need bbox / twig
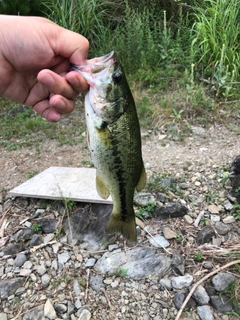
[0,218,8,237]
[0,240,56,260]
[175,259,240,320]
[193,210,205,227]
[101,287,112,308]
[84,268,90,304]
[12,306,23,320]
[143,227,172,255]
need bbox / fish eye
[112,71,122,84]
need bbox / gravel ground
[1,122,240,320]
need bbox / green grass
[0,98,86,150]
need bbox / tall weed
[191,0,240,97]
[42,0,116,52]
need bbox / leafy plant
[64,199,76,212]
[135,201,155,219]
[194,252,203,262]
[199,216,209,226]
[32,223,41,232]
[235,187,240,197]
[232,203,240,221]
[114,267,128,277]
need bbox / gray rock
[0,313,7,320]
[41,274,51,287]
[13,228,33,242]
[38,218,59,233]
[223,202,233,211]
[171,274,193,289]
[159,176,176,188]
[171,252,185,276]
[215,222,232,235]
[160,278,172,290]
[54,302,67,314]
[156,193,169,203]
[210,215,220,222]
[90,275,103,292]
[0,278,24,300]
[78,309,91,320]
[205,286,216,296]
[3,243,24,256]
[23,306,44,320]
[210,295,233,313]
[179,183,188,190]
[134,192,155,206]
[148,235,170,248]
[197,305,214,320]
[85,258,96,267]
[73,279,82,296]
[75,299,82,309]
[63,204,115,250]
[191,284,210,305]
[14,253,27,267]
[153,203,188,219]
[212,236,222,246]
[29,208,45,220]
[36,264,46,276]
[95,247,172,279]
[173,291,197,310]
[67,301,75,316]
[191,126,206,135]
[23,260,33,269]
[44,299,57,319]
[196,226,215,244]
[203,262,213,270]
[58,252,70,265]
[212,272,235,291]
[29,234,43,247]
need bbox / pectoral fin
[96,173,110,199]
[136,164,147,192]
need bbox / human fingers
[33,94,76,122]
[66,70,89,92]
[33,100,62,122]
[55,28,89,66]
[50,94,75,115]
[37,69,78,99]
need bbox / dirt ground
[1,121,240,193]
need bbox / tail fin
[106,216,137,242]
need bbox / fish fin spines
[106,216,137,242]
[136,164,147,192]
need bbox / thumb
[53,27,89,65]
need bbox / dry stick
[101,287,112,308]
[0,240,56,260]
[175,259,240,320]
[84,268,90,304]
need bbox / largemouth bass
[72,51,146,241]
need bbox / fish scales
[72,51,146,241]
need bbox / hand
[0,15,89,121]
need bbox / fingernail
[41,74,54,87]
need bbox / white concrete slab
[8,167,112,204]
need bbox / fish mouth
[71,51,115,74]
